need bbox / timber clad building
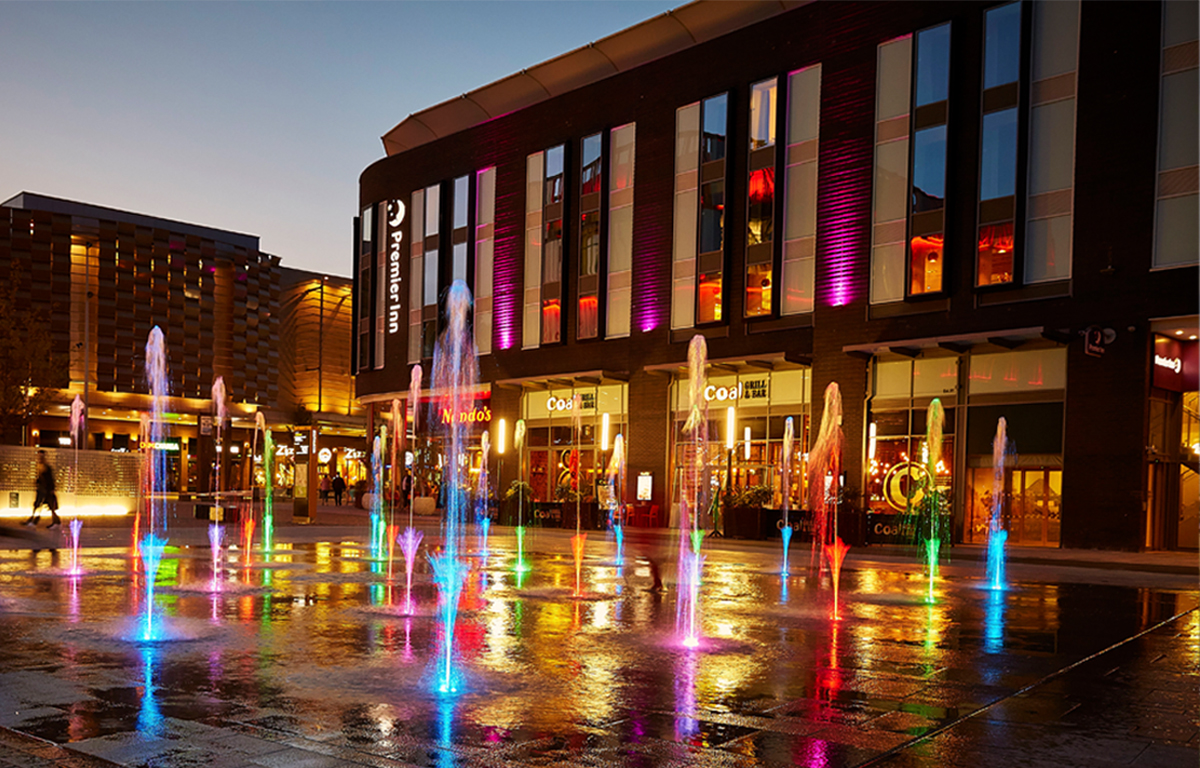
[355,0,1199,551]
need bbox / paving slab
[0,524,1196,767]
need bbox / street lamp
[722,405,735,537]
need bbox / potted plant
[503,480,534,526]
[727,485,774,539]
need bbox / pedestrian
[331,472,346,506]
[23,451,62,529]
[624,524,664,593]
[319,473,331,503]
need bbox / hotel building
[355,0,1198,550]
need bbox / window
[672,93,728,329]
[1154,0,1199,268]
[578,133,602,340]
[421,184,440,359]
[358,204,374,371]
[541,145,565,345]
[1024,0,1079,283]
[976,2,1020,288]
[523,152,544,350]
[671,103,700,330]
[781,64,820,315]
[908,23,950,297]
[451,175,469,283]
[750,79,777,150]
[374,205,387,369]
[407,189,424,363]
[870,36,912,305]
[745,77,777,319]
[474,167,496,355]
[606,123,635,338]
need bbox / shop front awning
[842,326,1067,359]
[493,369,630,391]
[643,351,810,377]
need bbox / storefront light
[725,407,735,451]
[497,418,507,455]
[868,422,877,461]
[743,426,750,461]
[601,413,610,452]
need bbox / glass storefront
[669,368,810,525]
[869,348,1066,547]
[867,357,957,519]
[519,384,627,502]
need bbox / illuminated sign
[546,393,596,412]
[703,379,767,403]
[440,405,492,425]
[882,462,930,512]
[386,199,406,335]
[318,448,333,463]
[637,472,652,501]
[1155,354,1182,374]
[146,442,180,452]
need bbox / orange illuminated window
[909,234,944,295]
[977,223,1014,286]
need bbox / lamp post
[496,417,506,517]
[722,405,735,537]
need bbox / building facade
[356,0,1199,550]
[0,193,366,501]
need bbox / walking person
[319,473,331,504]
[331,472,346,506]
[23,451,62,529]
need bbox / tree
[0,277,67,445]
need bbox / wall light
[725,407,735,451]
[601,413,610,452]
[497,418,507,455]
[743,426,751,461]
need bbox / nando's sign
[432,392,492,427]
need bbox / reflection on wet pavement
[0,531,1195,767]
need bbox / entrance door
[1010,468,1062,546]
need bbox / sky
[0,1,677,276]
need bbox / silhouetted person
[23,451,61,529]
[331,473,346,506]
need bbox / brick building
[355,1,1198,550]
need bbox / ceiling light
[1176,330,1184,335]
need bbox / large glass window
[1024,0,1079,284]
[908,23,951,296]
[746,76,778,320]
[578,133,602,340]
[977,2,1022,287]
[542,218,563,344]
[781,64,820,316]
[542,145,565,344]
[606,123,635,339]
[1154,0,1199,269]
[870,35,912,306]
[358,205,373,371]
[675,94,728,329]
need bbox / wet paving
[0,527,1195,767]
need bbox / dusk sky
[1,1,676,276]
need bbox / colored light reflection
[984,587,1005,654]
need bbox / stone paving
[0,523,1195,767]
